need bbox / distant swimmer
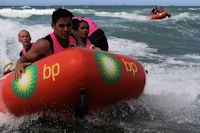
[73,16,108,51]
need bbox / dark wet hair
[72,18,88,31]
[52,8,74,24]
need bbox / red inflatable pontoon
[0,48,146,116]
[150,11,171,20]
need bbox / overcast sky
[0,0,199,6]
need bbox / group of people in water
[3,8,109,78]
[151,6,165,15]
[3,7,169,77]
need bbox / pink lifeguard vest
[50,32,76,54]
[73,16,100,36]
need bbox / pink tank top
[73,16,100,36]
[22,48,26,55]
[70,37,92,48]
[85,39,92,48]
[50,32,76,54]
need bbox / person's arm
[15,39,51,80]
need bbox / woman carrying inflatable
[73,16,108,51]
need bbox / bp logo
[95,52,122,84]
[12,64,38,99]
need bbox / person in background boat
[15,8,75,80]
[151,8,156,15]
[73,16,108,51]
[159,7,165,13]
[72,18,101,50]
[18,30,32,56]
[151,6,159,15]
[158,7,171,17]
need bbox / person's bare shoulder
[31,38,52,56]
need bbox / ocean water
[0,6,200,133]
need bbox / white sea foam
[95,11,149,22]
[144,63,200,110]
[163,55,200,67]
[171,12,200,21]
[108,37,157,58]
[108,36,200,111]
[0,113,41,132]
[188,8,200,11]
[70,8,96,14]
[0,8,96,18]
[20,6,32,9]
[0,8,54,18]
[165,57,186,65]
[184,54,200,59]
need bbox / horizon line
[0,4,200,7]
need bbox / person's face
[52,17,72,40]
[77,22,89,40]
[18,31,31,49]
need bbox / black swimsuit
[43,34,77,54]
[19,43,32,56]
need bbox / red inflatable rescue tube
[0,47,146,116]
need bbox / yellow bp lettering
[122,59,138,76]
[52,63,60,81]
[43,64,51,80]
[43,63,60,81]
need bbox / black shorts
[89,29,108,51]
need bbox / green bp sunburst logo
[12,64,38,99]
[95,52,122,84]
